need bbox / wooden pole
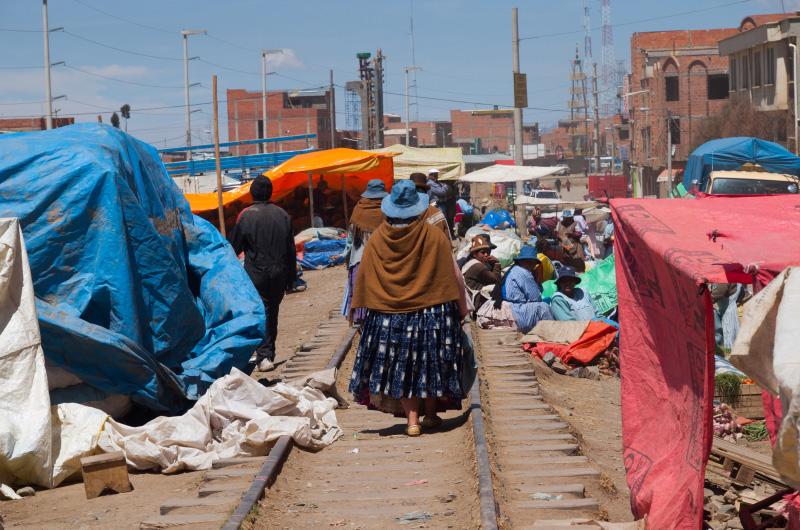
[308,171,315,228]
[213,75,226,238]
[341,173,348,227]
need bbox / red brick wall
[628,28,738,169]
[0,117,74,132]
[226,89,333,156]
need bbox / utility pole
[261,50,280,154]
[182,30,206,162]
[667,109,673,195]
[42,0,53,130]
[374,49,385,149]
[592,63,601,173]
[329,70,336,150]
[511,7,524,167]
[790,42,799,155]
[212,75,225,238]
[405,67,421,146]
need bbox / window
[669,117,681,145]
[766,48,776,84]
[741,55,750,89]
[708,74,729,100]
[754,51,762,86]
[665,76,679,101]
[730,58,737,91]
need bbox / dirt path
[1,265,349,530]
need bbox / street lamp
[261,50,282,154]
[182,30,206,161]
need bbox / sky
[0,0,795,149]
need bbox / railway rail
[136,313,612,530]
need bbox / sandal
[421,416,443,428]
[405,424,421,437]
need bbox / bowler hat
[409,172,430,191]
[381,180,429,218]
[361,179,388,199]
[470,235,492,253]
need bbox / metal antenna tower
[601,0,616,117]
[615,59,627,114]
[568,45,589,156]
[583,0,592,62]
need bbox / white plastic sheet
[0,218,53,488]
[98,368,343,473]
[730,266,800,489]
[457,227,522,269]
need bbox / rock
[585,366,601,380]
[708,521,726,530]
[704,488,714,501]
[551,362,569,375]
[438,493,456,504]
[736,437,748,446]
[441,510,455,516]
[710,495,726,505]
[543,352,556,366]
[727,518,744,529]
[717,504,736,515]
[711,512,733,522]
[568,367,586,378]
[708,500,725,512]
[723,491,738,503]
[15,487,35,498]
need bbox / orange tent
[186,148,396,231]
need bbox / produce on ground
[715,372,743,404]
[713,403,743,441]
[743,420,768,441]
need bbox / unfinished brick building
[450,109,538,154]
[226,88,334,156]
[628,27,738,193]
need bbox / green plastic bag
[542,255,618,314]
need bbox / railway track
[136,313,614,529]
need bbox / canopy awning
[368,144,465,181]
[459,165,562,183]
[186,148,396,214]
[514,196,598,209]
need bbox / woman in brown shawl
[341,180,388,322]
[349,180,469,436]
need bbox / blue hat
[361,179,388,199]
[514,245,541,263]
[561,209,574,218]
[555,265,581,285]
[381,180,429,218]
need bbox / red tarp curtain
[611,194,800,530]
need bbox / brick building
[0,117,74,134]
[384,119,453,148]
[450,109,538,154]
[627,28,739,193]
[226,88,335,156]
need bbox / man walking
[230,175,297,372]
[555,177,562,193]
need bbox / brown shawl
[351,215,460,314]
[348,197,385,243]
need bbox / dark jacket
[229,202,296,288]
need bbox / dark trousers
[246,265,287,362]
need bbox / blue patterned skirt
[348,302,464,409]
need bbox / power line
[62,31,182,61]
[520,0,755,41]
[65,64,184,89]
[205,33,259,53]
[0,65,43,69]
[0,28,39,33]
[71,0,175,34]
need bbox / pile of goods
[713,403,743,442]
[743,420,768,442]
[596,346,620,376]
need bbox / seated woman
[461,235,502,310]
[550,266,601,321]
[502,246,554,334]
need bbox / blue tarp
[481,208,516,229]
[299,238,346,269]
[682,137,800,191]
[0,123,265,413]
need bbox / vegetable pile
[715,373,743,403]
[743,420,768,441]
[597,346,620,376]
[713,403,743,441]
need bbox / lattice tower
[584,0,592,62]
[601,0,616,117]
[569,45,589,156]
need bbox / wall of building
[0,117,74,133]
[226,89,334,156]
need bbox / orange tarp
[186,148,396,215]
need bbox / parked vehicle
[527,189,560,200]
[553,164,570,176]
[703,170,799,195]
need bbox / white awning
[514,196,598,209]
[458,165,562,183]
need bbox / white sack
[98,367,343,473]
[457,227,522,268]
[729,266,800,489]
[0,218,53,488]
